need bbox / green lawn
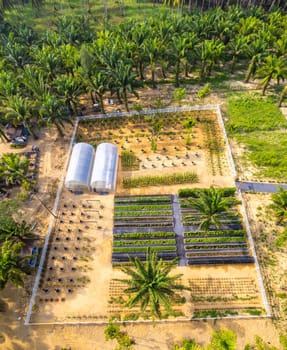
[226,93,287,181]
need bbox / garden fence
[25,105,271,325]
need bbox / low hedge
[178,187,236,198]
[122,172,198,188]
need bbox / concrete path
[236,181,287,193]
[171,194,186,266]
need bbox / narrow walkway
[171,194,186,266]
[236,181,287,193]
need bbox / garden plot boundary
[24,105,270,325]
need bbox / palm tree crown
[117,248,187,318]
[188,186,232,231]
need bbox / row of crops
[178,189,254,265]
[112,189,255,267]
[112,195,177,266]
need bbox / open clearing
[24,108,265,325]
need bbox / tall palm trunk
[123,90,129,111]
[262,76,272,96]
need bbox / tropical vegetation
[1,5,287,139]
[117,247,188,318]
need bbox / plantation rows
[112,191,255,267]
[112,195,177,266]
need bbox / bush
[121,150,140,171]
[104,320,120,340]
[123,172,198,188]
[197,83,211,100]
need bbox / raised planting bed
[112,251,177,264]
[184,230,246,237]
[115,195,171,204]
[112,195,178,266]
[114,204,172,211]
[178,187,253,265]
[113,231,175,239]
[113,239,176,247]
[114,221,173,227]
[187,256,255,265]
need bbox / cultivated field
[28,109,265,323]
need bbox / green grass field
[226,93,287,180]
[5,0,171,31]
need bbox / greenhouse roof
[65,142,94,189]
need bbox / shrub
[123,172,198,188]
[104,320,120,340]
[121,150,140,171]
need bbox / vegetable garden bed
[112,195,178,266]
[179,187,254,265]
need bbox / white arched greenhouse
[90,143,118,193]
[65,142,94,193]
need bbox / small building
[65,143,94,193]
[90,143,118,193]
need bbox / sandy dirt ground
[0,86,284,349]
[243,192,287,332]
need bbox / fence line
[25,105,271,324]
[215,105,270,317]
[77,104,220,120]
[27,314,270,326]
[237,188,271,317]
[25,119,79,325]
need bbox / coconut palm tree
[0,241,30,290]
[256,55,287,95]
[53,75,84,115]
[39,93,70,136]
[207,329,237,350]
[188,187,231,231]
[117,248,188,319]
[244,37,268,83]
[228,35,248,73]
[0,153,29,186]
[111,61,139,112]
[269,187,287,225]
[0,94,37,138]
[198,39,225,80]
[90,71,109,114]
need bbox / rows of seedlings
[178,188,254,265]
[112,195,177,266]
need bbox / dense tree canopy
[0,5,287,135]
